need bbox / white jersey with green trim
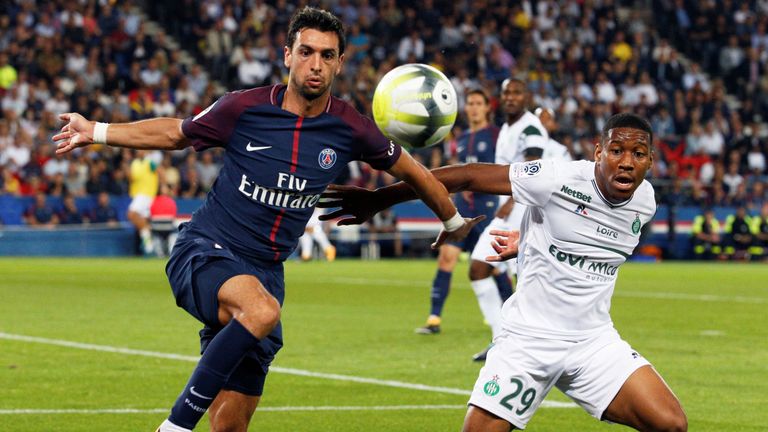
[495,111,548,165]
[502,159,656,341]
[496,111,548,225]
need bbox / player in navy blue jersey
[54,7,481,432]
[415,89,513,336]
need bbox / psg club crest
[318,148,337,169]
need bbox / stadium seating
[0,1,766,260]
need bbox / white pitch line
[0,332,575,409]
[307,277,768,304]
[0,405,467,415]
[615,291,767,304]
[0,403,577,415]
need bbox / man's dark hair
[602,112,653,146]
[287,7,346,55]
[465,88,489,104]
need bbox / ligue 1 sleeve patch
[318,148,337,169]
[509,161,542,178]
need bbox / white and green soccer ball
[372,63,458,149]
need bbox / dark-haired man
[54,7,479,432]
[321,113,688,431]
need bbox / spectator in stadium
[149,183,179,258]
[321,113,687,432]
[195,149,220,192]
[723,206,754,261]
[0,51,17,90]
[24,191,59,227]
[366,206,402,258]
[54,7,477,432]
[1,166,21,195]
[691,208,723,260]
[749,202,768,261]
[536,107,573,161]
[58,193,85,225]
[90,191,119,226]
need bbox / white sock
[299,233,313,259]
[158,419,192,432]
[471,276,503,339]
[312,228,332,250]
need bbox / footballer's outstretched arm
[319,162,511,225]
[54,113,191,154]
[385,150,459,221]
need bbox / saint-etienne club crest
[318,148,337,169]
[631,213,641,235]
[483,375,500,396]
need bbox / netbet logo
[560,185,592,203]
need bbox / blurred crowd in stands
[0,0,767,258]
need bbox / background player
[466,78,548,361]
[535,107,573,161]
[415,88,502,335]
[128,149,163,255]
[298,207,336,261]
[320,113,687,432]
[54,7,480,432]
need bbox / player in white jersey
[299,207,336,261]
[467,78,548,361]
[320,113,687,432]
[535,107,573,162]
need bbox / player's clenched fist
[53,113,97,155]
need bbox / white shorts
[467,328,650,429]
[128,194,153,219]
[470,217,510,272]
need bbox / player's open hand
[318,184,383,225]
[53,113,95,155]
[486,229,521,262]
[431,215,486,249]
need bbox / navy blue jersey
[181,85,402,262]
[453,125,499,217]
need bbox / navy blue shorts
[166,226,285,396]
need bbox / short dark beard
[300,85,326,101]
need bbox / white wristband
[93,122,109,144]
[442,211,464,232]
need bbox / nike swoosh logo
[246,142,272,151]
[189,386,213,400]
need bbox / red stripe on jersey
[290,116,304,173]
[269,209,286,261]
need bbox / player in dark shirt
[54,7,480,432]
[416,89,505,335]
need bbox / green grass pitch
[0,258,766,431]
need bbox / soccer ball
[372,63,458,149]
